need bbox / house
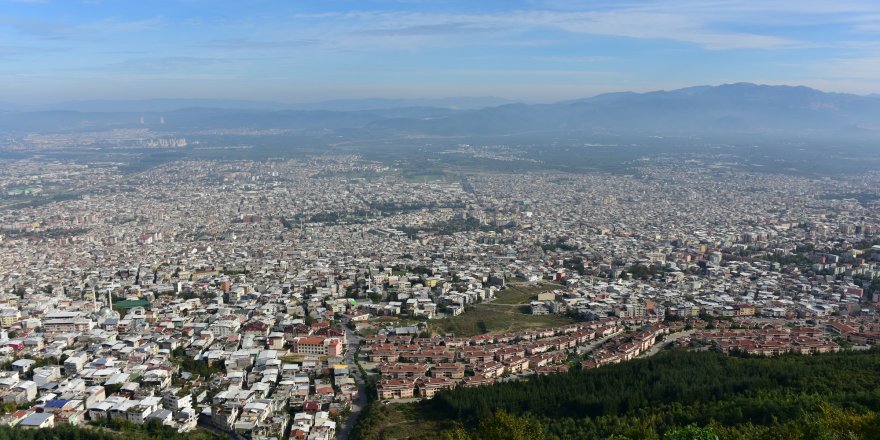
[530,301,550,315]
[4,381,37,404]
[430,363,465,379]
[0,372,20,390]
[376,379,415,400]
[11,359,36,375]
[146,408,173,426]
[32,366,61,386]
[242,321,270,337]
[368,349,399,363]
[83,385,106,409]
[416,377,455,399]
[162,389,192,412]
[0,410,31,427]
[267,333,285,350]
[88,400,116,420]
[733,304,756,317]
[64,354,87,374]
[56,410,85,426]
[18,413,54,429]
[211,405,239,431]
[290,337,342,357]
[461,374,494,388]
[41,399,80,413]
[476,361,505,379]
[503,356,530,374]
[379,363,429,379]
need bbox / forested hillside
[356,349,880,439]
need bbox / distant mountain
[367,83,880,136]
[0,102,27,112]
[286,97,517,111]
[44,98,292,113]
[0,106,460,134]
[2,84,879,138]
[20,96,516,113]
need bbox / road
[576,330,623,355]
[384,397,422,404]
[639,330,696,358]
[337,325,367,440]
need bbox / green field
[490,282,562,304]
[430,283,572,337]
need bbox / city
[3,1,880,438]
[0,153,876,438]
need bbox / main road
[639,329,695,358]
[337,325,367,440]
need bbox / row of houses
[365,317,665,400]
[693,327,840,355]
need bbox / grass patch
[430,283,572,337]
[431,307,573,337]
[491,282,561,305]
[358,326,380,337]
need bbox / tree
[476,411,544,440]
[443,428,472,440]
[801,403,880,440]
[664,425,719,440]
[0,401,18,414]
[431,348,880,439]
[368,291,382,303]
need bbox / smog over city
[0,1,879,440]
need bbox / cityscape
[2,0,880,439]
[0,149,877,438]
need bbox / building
[376,379,415,400]
[290,337,342,357]
[18,413,54,429]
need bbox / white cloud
[319,9,801,50]
[285,0,880,51]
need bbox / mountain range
[1,83,879,138]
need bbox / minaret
[107,291,113,309]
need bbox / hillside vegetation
[355,348,880,439]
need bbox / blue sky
[1,0,879,103]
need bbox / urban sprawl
[0,153,878,439]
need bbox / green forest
[0,419,223,440]
[355,348,880,439]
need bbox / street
[639,330,696,358]
[336,325,367,440]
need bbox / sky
[1,0,880,104]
